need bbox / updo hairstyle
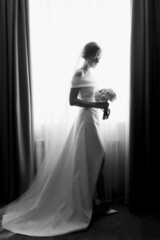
[82,42,101,59]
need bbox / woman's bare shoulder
[74,68,84,77]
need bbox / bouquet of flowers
[95,88,117,120]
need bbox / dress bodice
[71,70,97,102]
[79,86,95,102]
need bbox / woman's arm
[69,88,109,109]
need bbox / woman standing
[0,42,117,238]
[70,42,117,213]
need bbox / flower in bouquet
[95,88,117,119]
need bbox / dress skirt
[2,107,106,236]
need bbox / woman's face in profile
[87,50,101,68]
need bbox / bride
[0,41,117,238]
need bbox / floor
[1,201,160,240]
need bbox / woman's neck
[81,60,90,73]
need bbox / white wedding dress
[1,70,106,237]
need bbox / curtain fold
[0,0,35,204]
[129,0,160,213]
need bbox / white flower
[95,88,116,103]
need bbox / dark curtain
[0,0,35,204]
[129,0,160,213]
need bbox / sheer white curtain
[29,0,130,202]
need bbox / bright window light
[29,0,130,133]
